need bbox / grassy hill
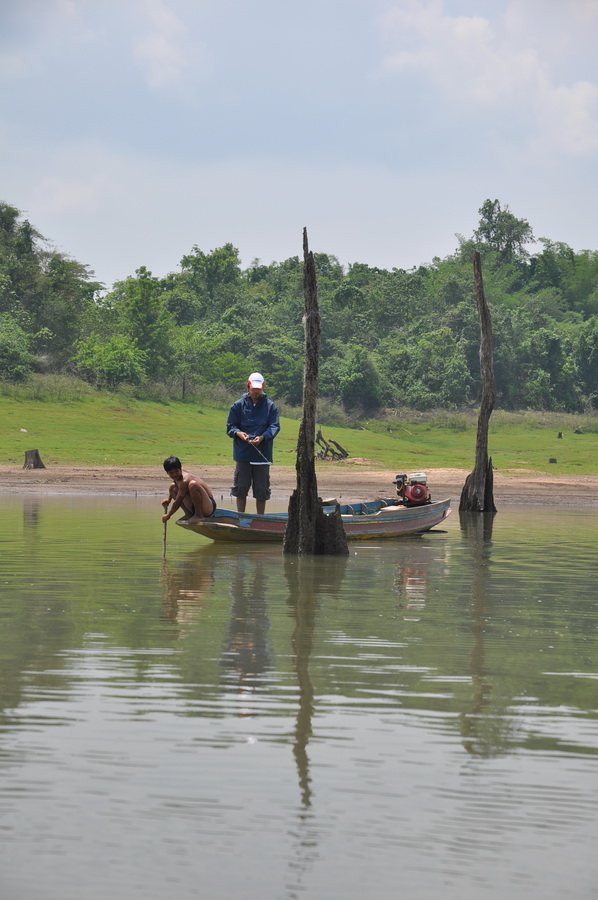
[1,383,596,474]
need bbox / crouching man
[161,456,216,525]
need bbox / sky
[1,0,598,289]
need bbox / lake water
[0,495,597,900]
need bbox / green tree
[180,243,242,302]
[574,316,598,407]
[72,334,147,389]
[106,267,174,378]
[338,346,384,411]
[0,314,35,380]
[475,199,535,262]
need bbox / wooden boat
[176,496,451,543]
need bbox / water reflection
[283,554,348,897]
[160,556,214,624]
[390,535,450,611]
[458,511,498,756]
[221,553,274,700]
[1,496,598,900]
[284,555,348,809]
[22,497,41,530]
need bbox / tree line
[1,198,597,414]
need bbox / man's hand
[162,513,170,523]
[236,431,250,441]
[249,435,263,444]
[161,499,170,509]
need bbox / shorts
[231,462,271,501]
[185,495,217,518]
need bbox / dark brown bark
[459,252,497,513]
[283,230,349,556]
[23,449,45,469]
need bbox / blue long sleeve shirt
[226,392,280,463]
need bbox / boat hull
[176,498,452,543]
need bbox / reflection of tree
[458,511,505,756]
[220,555,273,699]
[282,555,347,892]
[284,558,317,808]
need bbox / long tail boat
[176,472,451,543]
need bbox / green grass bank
[1,392,596,475]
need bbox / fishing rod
[245,435,271,464]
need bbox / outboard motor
[393,472,431,506]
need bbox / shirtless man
[161,456,216,525]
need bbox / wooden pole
[459,252,497,513]
[283,229,348,555]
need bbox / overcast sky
[1,0,597,288]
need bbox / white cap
[248,372,265,388]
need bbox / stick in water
[162,512,168,558]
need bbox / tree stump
[23,449,46,469]
[283,230,349,556]
[459,252,497,513]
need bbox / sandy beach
[1,461,597,506]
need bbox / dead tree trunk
[459,252,497,513]
[23,449,45,469]
[283,230,349,556]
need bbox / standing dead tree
[283,230,349,556]
[459,251,497,513]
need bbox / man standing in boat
[226,372,280,514]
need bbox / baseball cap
[248,372,265,388]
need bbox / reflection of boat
[176,497,451,543]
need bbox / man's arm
[226,400,250,442]
[261,401,280,441]
[226,401,241,438]
[162,482,188,521]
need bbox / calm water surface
[0,495,597,900]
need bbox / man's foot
[185,515,204,525]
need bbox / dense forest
[1,199,597,415]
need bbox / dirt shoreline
[1,462,597,506]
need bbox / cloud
[12,136,484,284]
[376,0,598,159]
[36,172,115,215]
[133,0,192,89]
[535,80,598,157]
[2,0,596,290]
[0,51,29,79]
[378,1,545,106]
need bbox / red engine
[393,473,431,506]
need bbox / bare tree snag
[315,428,349,460]
[23,449,45,469]
[283,230,349,556]
[459,252,497,513]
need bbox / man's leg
[231,462,251,514]
[186,481,216,523]
[252,465,271,515]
